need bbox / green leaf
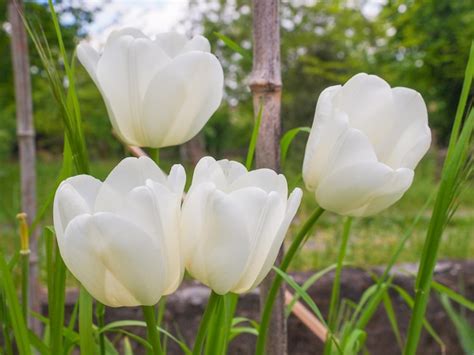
[342,329,366,354]
[48,229,67,355]
[280,127,311,167]
[99,320,191,355]
[382,292,403,350]
[245,104,263,170]
[392,285,446,353]
[432,281,474,311]
[28,329,50,355]
[123,337,134,355]
[285,264,338,317]
[214,32,252,60]
[440,294,474,353]
[0,250,31,355]
[273,267,327,327]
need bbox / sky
[70,0,190,46]
[70,0,385,46]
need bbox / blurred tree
[373,0,474,143]
[0,0,113,160]
[186,0,473,156]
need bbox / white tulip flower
[303,73,431,217]
[77,29,224,148]
[53,156,185,307]
[181,157,303,295]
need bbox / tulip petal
[95,156,166,213]
[251,188,303,289]
[183,35,211,53]
[181,183,214,271]
[302,86,344,190]
[53,175,101,242]
[231,189,286,293]
[193,190,252,295]
[106,28,147,42]
[352,168,414,216]
[315,162,408,216]
[334,73,397,158]
[134,181,184,294]
[62,213,166,307]
[216,159,248,184]
[96,35,170,145]
[154,32,187,58]
[231,169,288,197]
[167,164,187,196]
[142,51,223,147]
[190,157,228,189]
[77,43,100,84]
[326,126,379,173]
[384,87,431,169]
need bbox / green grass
[0,148,472,272]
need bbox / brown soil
[33,260,474,354]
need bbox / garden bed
[40,260,473,354]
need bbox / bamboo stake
[8,0,41,333]
[249,0,285,353]
[284,290,328,342]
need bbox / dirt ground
[37,260,473,354]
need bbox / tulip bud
[181,157,302,295]
[77,29,224,148]
[53,157,185,307]
[303,73,431,217]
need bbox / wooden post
[8,0,41,333]
[249,0,285,354]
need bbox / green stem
[20,252,29,323]
[193,291,221,355]
[324,217,353,355]
[255,207,325,355]
[79,287,95,355]
[142,305,163,355]
[96,302,106,355]
[149,148,160,165]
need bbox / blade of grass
[214,32,252,60]
[393,285,445,354]
[245,104,263,170]
[324,217,353,355]
[0,250,31,355]
[404,108,474,354]
[49,233,67,355]
[382,292,403,350]
[446,41,474,158]
[280,127,310,167]
[439,294,474,353]
[432,281,474,311]
[99,320,191,354]
[285,263,338,317]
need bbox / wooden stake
[249,0,285,353]
[8,0,41,333]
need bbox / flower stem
[149,148,160,165]
[96,302,106,355]
[193,291,221,355]
[255,207,325,355]
[17,212,30,323]
[142,305,163,355]
[324,216,353,355]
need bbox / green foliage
[440,294,474,354]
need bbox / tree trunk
[8,0,41,333]
[249,0,286,354]
[179,133,207,166]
